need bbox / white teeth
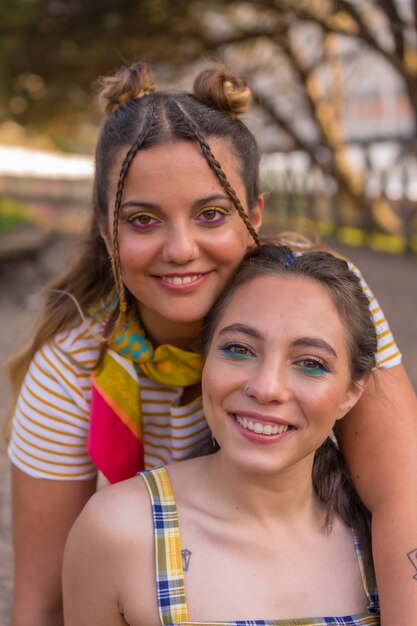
[162,275,202,285]
[235,415,289,436]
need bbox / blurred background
[1,1,416,620]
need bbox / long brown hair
[7,61,262,425]
[200,243,377,564]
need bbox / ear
[249,193,264,232]
[98,218,113,255]
[335,375,370,422]
[246,194,264,246]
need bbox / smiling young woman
[7,61,417,626]
[201,274,360,477]
[104,138,261,345]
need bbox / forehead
[213,274,348,351]
[111,137,242,195]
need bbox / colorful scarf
[88,305,203,483]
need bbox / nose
[162,223,199,265]
[245,358,292,405]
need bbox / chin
[161,308,207,325]
[222,451,289,476]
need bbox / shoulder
[64,478,154,588]
[26,315,102,394]
[63,476,159,625]
[52,316,103,366]
[346,260,370,292]
[69,476,153,550]
[18,316,101,415]
[345,258,402,368]
[27,315,102,382]
[9,318,100,480]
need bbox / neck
[205,452,324,529]
[138,307,202,351]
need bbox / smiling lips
[235,415,290,436]
[160,274,203,285]
[230,412,295,440]
[155,273,209,289]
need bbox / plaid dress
[140,467,380,626]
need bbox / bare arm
[337,363,417,626]
[63,493,127,626]
[63,479,155,626]
[10,466,97,626]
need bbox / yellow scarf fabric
[88,304,203,483]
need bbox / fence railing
[260,141,417,254]
[1,143,416,253]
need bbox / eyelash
[292,358,332,375]
[218,342,256,360]
[195,206,231,225]
[218,345,333,374]
[126,212,160,230]
[125,206,231,231]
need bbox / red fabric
[87,386,144,483]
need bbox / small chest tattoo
[181,548,192,572]
[407,548,417,580]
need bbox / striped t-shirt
[8,264,401,480]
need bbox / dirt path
[0,230,416,623]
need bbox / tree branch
[334,0,405,72]
[251,87,320,164]
[372,0,405,59]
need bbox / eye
[218,342,256,360]
[293,358,332,375]
[196,206,231,225]
[126,212,160,230]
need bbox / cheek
[202,359,247,411]
[297,381,344,420]
[118,238,154,272]
[202,359,229,404]
[202,363,218,400]
[207,223,250,259]
[201,378,219,434]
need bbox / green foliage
[1,0,416,233]
[2,0,415,151]
[0,197,33,234]
[0,0,210,145]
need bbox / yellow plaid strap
[141,467,188,625]
[352,530,379,615]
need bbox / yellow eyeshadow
[126,211,157,222]
[197,206,231,217]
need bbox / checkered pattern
[172,611,380,624]
[141,468,380,626]
[141,467,188,624]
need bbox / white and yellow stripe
[8,317,209,480]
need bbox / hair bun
[193,65,251,118]
[97,62,156,114]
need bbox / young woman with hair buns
[7,61,417,625]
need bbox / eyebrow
[120,200,158,211]
[217,326,338,358]
[218,323,263,340]
[291,337,338,358]
[120,194,232,212]
[192,194,232,209]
